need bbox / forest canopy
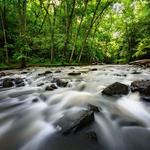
[0,0,150,66]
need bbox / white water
[0,65,150,150]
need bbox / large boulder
[102,82,129,96]
[130,80,150,97]
[55,109,94,135]
[2,78,14,88]
[2,78,25,88]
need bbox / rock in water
[0,72,6,78]
[102,82,129,96]
[68,72,81,76]
[2,78,14,88]
[130,80,150,97]
[55,110,94,135]
[45,84,58,91]
[51,78,68,87]
[2,78,25,88]
[38,70,52,76]
[15,78,25,87]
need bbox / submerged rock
[130,80,150,97]
[102,82,129,96]
[68,71,81,76]
[83,131,98,141]
[51,78,68,87]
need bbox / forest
[0,0,150,67]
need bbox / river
[0,65,150,150]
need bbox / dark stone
[0,72,6,77]
[45,84,58,91]
[2,78,14,88]
[55,110,94,135]
[102,82,129,96]
[114,73,127,77]
[130,80,150,97]
[37,83,44,86]
[131,70,142,74]
[15,78,25,87]
[32,98,39,103]
[20,71,28,74]
[70,67,75,69]
[51,78,68,87]
[68,72,81,76]
[87,104,100,112]
[38,70,52,76]
[55,70,61,73]
[89,68,97,71]
[44,70,52,74]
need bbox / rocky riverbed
[0,65,150,150]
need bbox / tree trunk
[78,0,113,62]
[69,0,89,63]
[51,4,56,62]
[62,0,76,63]
[78,0,102,62]
[0,1,9,63]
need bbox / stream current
[0,65,150,150]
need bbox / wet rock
[15,78,25,87]
[32,98,39,103]
[55,110,94,135]
[45,84,58,91]
[20,71,28,74]
[102,82,129,96]
[51,78,68,87]
[68,71,81,76]
[0,72,6,77]
[87,104,100,112]
[2,78,25,88]
[55,70,61,73]
[113,73,127,77]
[70,67,75,69]
[89,68,97,71]
[130,80,150,97]
[38,70,52,76]
[2,78,14,88]
[131,70,142,74]
[37,83,44,86]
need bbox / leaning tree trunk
[69,0,89,63]
[78,0,113,62]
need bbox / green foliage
[0,0,149,67]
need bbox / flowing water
[0,65,150,150]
